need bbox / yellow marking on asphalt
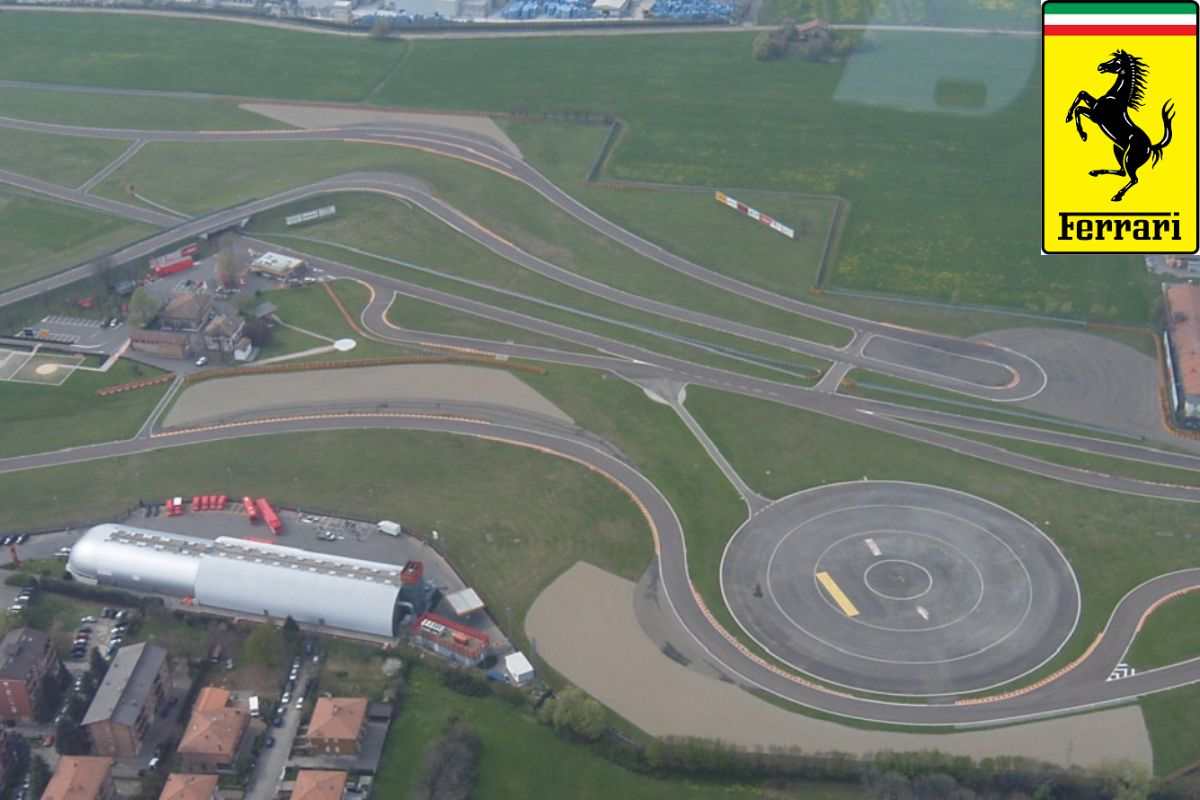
[816,571,859,617]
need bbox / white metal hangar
[68,525,412,638]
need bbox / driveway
[244,658,316,800]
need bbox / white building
[250,252,306,280]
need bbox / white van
[248,696,260,718]
[377,520,402,537]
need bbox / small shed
[444,588,485,616]
[504,652,535,686]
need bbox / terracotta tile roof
[292,770,348,800]
[159,773,219,800]
[42,756,113,800]
[178,687,248,759]
[1167,284,1200,397]
[307,697,367,742]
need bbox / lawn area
[503,120,842,297]
[1142,683,1200,777]
[0,85,290,130]
[0,126,131,187]
[0,428,653,637]
[0,14,405,101]
[386,291,593,353]
[0,358,169,458]
[0,191,155,292]
[316,639,395,701]
[1125,592,1200,671]
[681,386,1200,689]
[375,665,862,800]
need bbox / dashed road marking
[864,537,882,557]
[916,605,930,621]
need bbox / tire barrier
[96,373,175,396]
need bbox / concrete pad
[163,364,570,429]
[526,561,1152,769]
[239,102,523,158]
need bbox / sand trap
[34,363,60,376]
[164,364,570,429]
[526,561,1153,769]
[240,102,523,159]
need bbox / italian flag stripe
[1045,1,1197,34]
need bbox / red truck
[150,256,194,279]
[243,496,259,523]
[255,498,283,535]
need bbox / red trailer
[191,495,201,510]
[150,256,194,279]
[180,243,200,258]
[243,496,259,523]
[255,498,283,535]
[166,497,184,517]
[216,495,228,510]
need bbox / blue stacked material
[499,0,599,18]
[647,0,731,19]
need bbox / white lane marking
[916,605,930,621]
[1107,663,1136,682]
[864,538,882,557]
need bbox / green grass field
[0,191,155,291]
[1126,592,1200,672]
[376,665,862,800]
[0,85,289,130]
[503,120,843,297]
[681,387,1200,685]
[1142,683,1200,777]
[100,140,850,349]
[0,126,131,186]
[0,428,652,633]
[0,358,168,457]
[0,16,1151,322]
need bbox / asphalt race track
[0,101,1197,727]
[722,482,1080,696]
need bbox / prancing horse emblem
[1064,50,1176,202]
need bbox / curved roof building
[68,525,406,638]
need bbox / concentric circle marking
[720,482,1080,696]
[864,559,932,601]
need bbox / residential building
[42,756,115,800]
[82,643,171,758]
[250,252,306,280]
[129,329,190,360]
[0,627,59,721]
[292,769,349,800]
[201,314,245,354]
[159,773,220,800]
[177,687,250,773]
[159,292,213,332]
[1164,283,1200,425]
[306,697,367,755]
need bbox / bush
[4,573,36,587]
[752,30,786,61]
[439,668,491,698]
[544,687,606,742]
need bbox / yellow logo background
[1044,34,1197,253]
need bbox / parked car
[273,714,285,728]
[280,692,291,705]
[80,616,97,624]
[264,736,275,748]
[194,356,208,367]
[102,607,116,618]
[15,533,28,544]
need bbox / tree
[28,754,50,798]
[752,30,786,61]
[33,666,65,723]
[215,248,239,289]
[54,717,88,756]
[1097,760,1152,800]
[243,623,284,669]
[413,722,481,800]
[242,318,273,348]
[282,616,301,653]
[89,647,109,683]
[127,287,163,328]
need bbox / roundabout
[722,482,1081,696]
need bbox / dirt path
[239,102,522,158]
[163,364,570,428]
[526,561,1153,768]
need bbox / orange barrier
[96,373,174,397]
